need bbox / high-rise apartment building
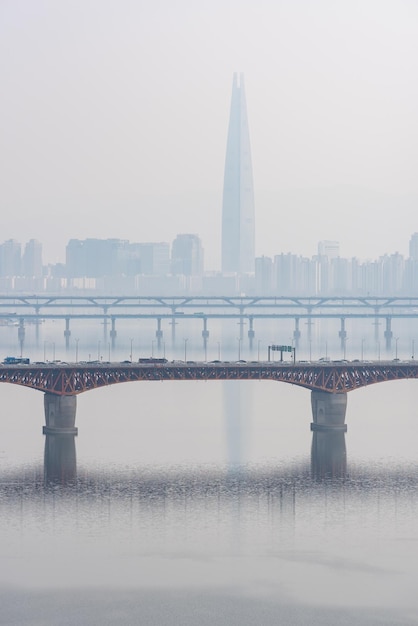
[22,239,43,278]
[409,233,418,260]
[0,239,21,277]
[221,73,255,274]
[171,234,204,276]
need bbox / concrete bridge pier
[311,391,347,432]
[35,306,41,346]
[202,317,209,358]
[18,318,25,356]
[384,316,393,351]
[311,429,347,480]
[44,433,77,484]
[339,317,347,353]
[170,309,177,343]
[43,393,78,436]
[110,317,117,349]
[248,317,255,349]
[64,317,71,350]
[156,318,163,349]
[293,317,301,349]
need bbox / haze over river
[1,320,418,624]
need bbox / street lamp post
[184,338,188,362]
[237,338,241,361]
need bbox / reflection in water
[311,429,347,480]
[43,434,77,485]
[42,412,347,487]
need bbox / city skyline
[1,2,418,269]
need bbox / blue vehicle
[3,356,30,364]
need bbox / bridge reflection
[42,427,347,486]
[44,433,77,484]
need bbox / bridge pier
[110,317,117,349]
[293,317,301,349]
[64,317,71,350]
[44,433,77,484]
[310,391,347,432]
[43,393,78,435]
[18,318,25,356]
[384,316,393,350]
[339,317,347,354]
[311,428,347,480]
[156,317,163,348]
[248,317,255,349]
[202,317,209,359]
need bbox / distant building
[22,239,43,278]
[66,239,128,278]
[409,233,418,260]
[318,240,339,259]
[221,73,255,274]
[0,239,21,277]
[128,242,170,275]
[171,234,204,276]
[255,256,273,293]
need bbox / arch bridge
[1,360,417,436]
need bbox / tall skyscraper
[221,73,255,274]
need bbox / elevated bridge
[1,360,417,395]
[1,360,417,437]
[3,295,418,352]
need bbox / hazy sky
[1,0,418,268]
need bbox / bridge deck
[1,360,418,395]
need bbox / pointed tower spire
[221,73,255,274]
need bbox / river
[0,323,418,624]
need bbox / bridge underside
[0,362,418,395]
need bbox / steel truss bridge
[1,361,418,395]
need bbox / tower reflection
[44,434,77,485]
[311,429,347,480]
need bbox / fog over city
[1,0,418,269]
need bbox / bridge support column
[239,307,244,341]
[156,318,163,348]
[64,317,71,350]
[339,318,347,354]
[35,306,41,346]
[44,433,77,484]
[374,307,380,343]
[43,393,78,435]
[18,319,25,356]
[311,429,347,480]
[171,312,177,342]
[110,318,117,349]
[310,391,347,432]
[248,317,255,349]
[202,317,209,360]
[293,318,301,349]
[384,317,392,351]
